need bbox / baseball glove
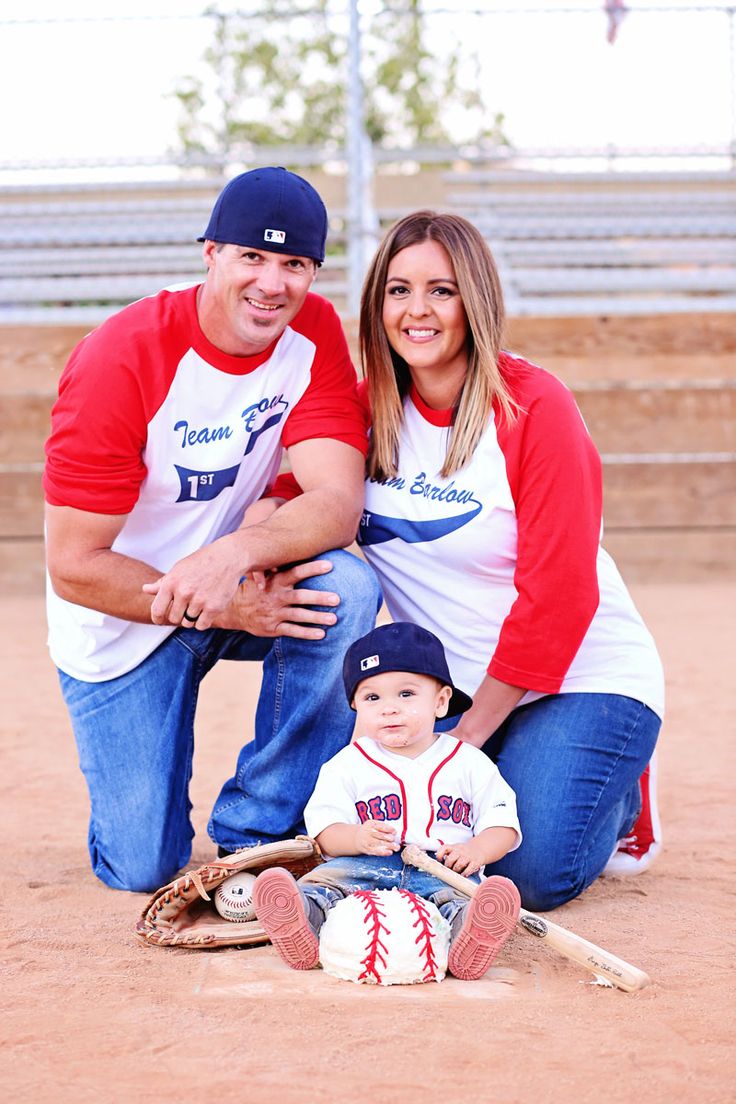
[134,836,323,949]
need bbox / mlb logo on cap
[342,622,473,718]
[197,167,328,263]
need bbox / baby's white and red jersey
[304,733,522,854]
[357,354,665,717]
[43,285,367,682]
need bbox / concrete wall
[3,311,735,593]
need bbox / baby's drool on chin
[380,729,410,746]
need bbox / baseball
[214,871,258,922]
[319,887,450,986]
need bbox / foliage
[172,1,508,159]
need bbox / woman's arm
[490,364,603,693]
[450,674,526,747]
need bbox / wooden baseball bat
[401,844,650,992]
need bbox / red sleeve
[43,338,146,513]
[268,470,302,502]
[43,290,191,514]
[489,356,602,693]
[270,377,372,501]
[281,294,369,456]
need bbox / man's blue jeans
[57,550,382,893]
[451,692,662,912]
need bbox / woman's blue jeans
[57,549,382,893]
[458,693,662,912]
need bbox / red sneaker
[252,868,320,970]
[604,755,662,876]
[447,876,520,981]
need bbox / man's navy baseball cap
[197,166,328,264]
[343,622,473,718]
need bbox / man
[44,167,381,892]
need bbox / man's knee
[89,835,188,894]
[313,550,382,615]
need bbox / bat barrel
[400,844,650,993]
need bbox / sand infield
[3,583,734,1103]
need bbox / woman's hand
[451,675,527,747]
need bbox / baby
[253,621,522,980]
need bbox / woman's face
[382,239,469,384]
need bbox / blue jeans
[299,852,477,928]
[57,549,382,893]
[445,693,661,912]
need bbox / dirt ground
[3,583,735,1104]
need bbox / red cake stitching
[400,889,440,981]
[354,890,390,983]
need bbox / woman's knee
[490,847,589,913]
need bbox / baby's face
[352,670,452,758]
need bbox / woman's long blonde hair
[360,210,515,481]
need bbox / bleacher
[443,169,736,315]
[1,168,735,321]
[0,178,346,323]
[1,167,734,590]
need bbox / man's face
[198,242,317,356]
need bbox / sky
[1,1,734,180]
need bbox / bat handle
[401,844,650,993]
[402,843,477,897]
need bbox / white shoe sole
[604,752,662,877]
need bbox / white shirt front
[304,733,521,855]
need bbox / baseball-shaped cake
[319,887,450,985]
[214,871,258,922]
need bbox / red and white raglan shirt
[304,733,522,853]
[43,286,367,682]
[356,353,665,717]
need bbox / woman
[261,210,664,911]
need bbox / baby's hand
[436,841,484,877]
[356,820,400,856]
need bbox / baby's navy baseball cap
[343,622,473,718]
[198,166,328,264]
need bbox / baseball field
[3,578,734,1103]
[2,312,735,1101]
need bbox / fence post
[346,0,376,318]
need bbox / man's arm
[45,502,345,639]
[145,437,365,629]
[45,504,160,623]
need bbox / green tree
[173,0,508,161]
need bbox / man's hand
[355,821,400,857]
[214,560,340,639]
[142,537,246,630]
